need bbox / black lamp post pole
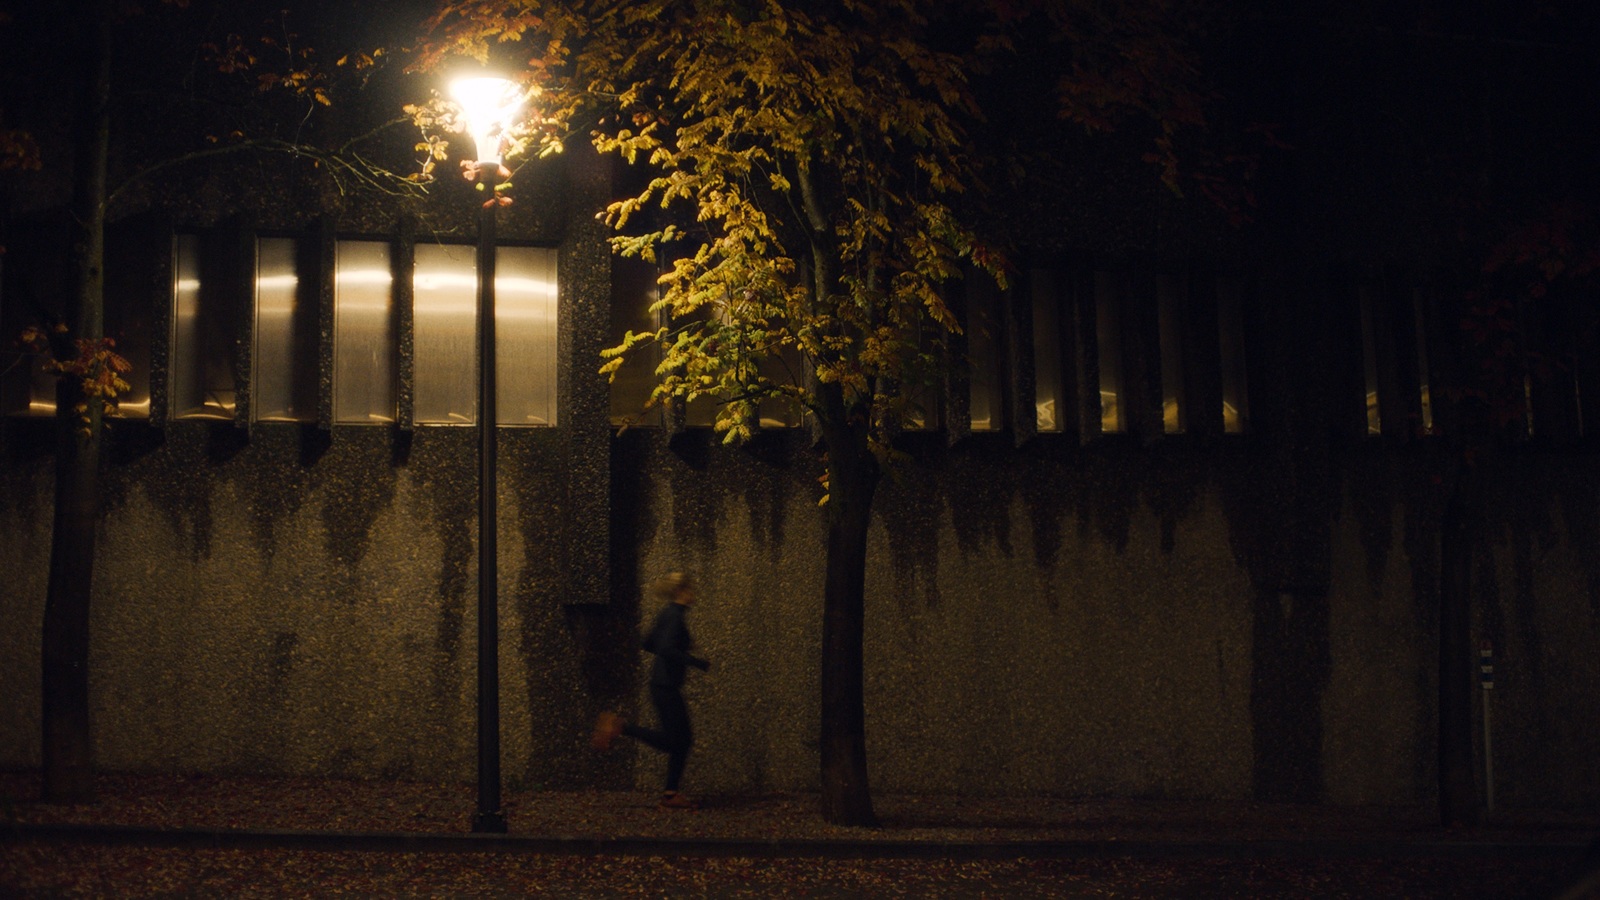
[473,165,507,834]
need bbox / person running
[591,571,710,810]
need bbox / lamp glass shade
[450,76,524,165]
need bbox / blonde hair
[650,571,695,603]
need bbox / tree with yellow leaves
[418,0,1219,825]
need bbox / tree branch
[107,136,425,209]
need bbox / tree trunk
[42,391,101,804]
[817,393,880,827]
[42,0,112,804]
[1437,453,1480,827]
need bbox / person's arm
[653,608,710,670]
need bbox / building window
[102,227,154,419]
[967,274,1004,433]
[1095,271,1125,434]
[1021,262,1253,441]
[411,242,476,424]
[151,231,562,429]
[608,257,664,427]
[1357,280,1437,439]
[253,237,318,423]
[1218,276,1250,434]
[1,354,54,416]
[757,347,805,428]
[170,233,239,419]
[1358,284,1382,435]
[1157,273,1187,434]
[1031,268,1064,433]
[493,245,558,426]
[1411,288,1434,434]
[333,240,397,424]
[412,242,558,426]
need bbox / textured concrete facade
[4,420,1598,807]
[614,432,1600,807]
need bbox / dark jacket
[642,602,709,688]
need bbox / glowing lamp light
[450,76,524,166]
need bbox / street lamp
[451,74,523,835]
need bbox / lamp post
[451,75,523,835]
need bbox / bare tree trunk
[817,385,879,827]
[42,0,112,804]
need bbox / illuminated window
[253,238,318,422]
[1411,289,1434,433]
[1357,281,1442,439]
[899,313,942,432]
[967,275,1003,432]
[170,233,239,419]
[411,242,473,424]
[1357,284,1381,434]
[1095,271,1125,434]
[493,245,558,426]
[333,240,397,424]
[103,227,153,419]
[0,354,54,417]
[1031,268,1064,433]
[1218,276,1250,433]
[757,347,805,428]
[412,242,558,426]
[608,257,664,427]
[1157,273,1186,434]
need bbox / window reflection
[1358,284,1381,435]
[4,335,57,417]
[334,240,397,424]
[170,233,238,419]
[412,242,558,426]
[254,238,317,422]
[967,274,1003,432]
[1031,268,1063,433]
[1411,288,1434,433]
[757,346,805,428]
[1095,271,1124,433]
[1158,274,1186,434]
[608,257,664,427]
[412,242,475,424]
[104,228,152,418]
[1218,276,1250,434]
[494,245,558,426]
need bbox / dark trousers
[624,684,693,792]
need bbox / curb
[5,822,1593,861]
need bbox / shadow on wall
[652,428,814,560]
[878,433,1211,613]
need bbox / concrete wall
[610,431,1600,806]
[1,424,576,785]
[627,434,1261,801]
[3,421,1597,806]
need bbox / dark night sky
[4,0,1598,243]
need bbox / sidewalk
[5,771,1596,860]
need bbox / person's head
[652,571,696,606]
